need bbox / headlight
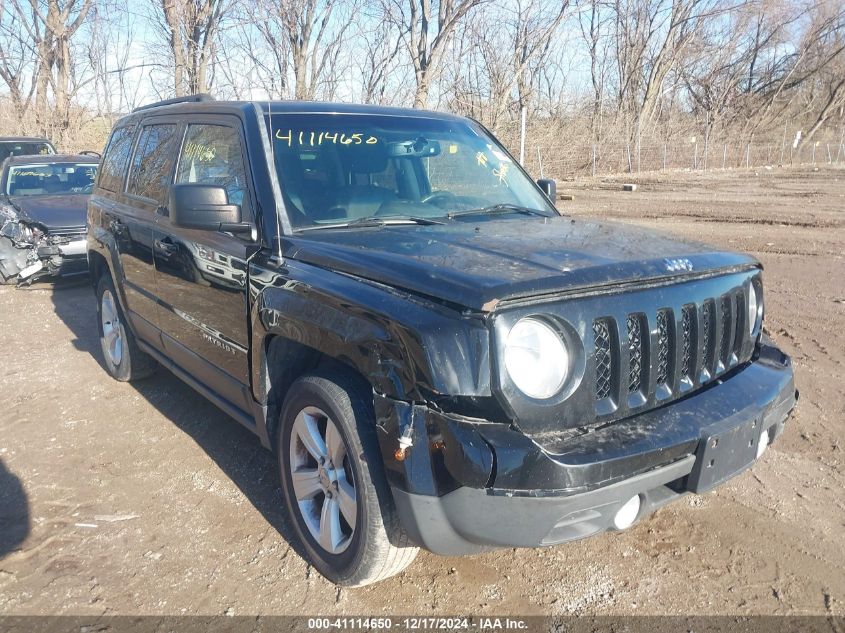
[504,317,569,399]
[748,283,761,334]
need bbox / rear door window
[126,123,179,203]
[98,126,135,192]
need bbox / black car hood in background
[284,216,759,310]
[8,194,89,233]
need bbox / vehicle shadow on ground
[47,279,309,564]
[0,459,30,559]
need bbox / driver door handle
[154,238,178,254]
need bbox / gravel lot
[0,167,842,616]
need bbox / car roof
[5,154,98,165]
[118,99,469,127]
[0,136,54,144]
[259,101,467,121]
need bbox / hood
[7,194,89,233]
[283,216,759,311]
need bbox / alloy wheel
[289,406,357,554]
[101,289,123,367]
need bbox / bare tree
[155,0,234,96]
[452,0,569,130]
[12,0,94,143]
[384,0,487,107]
[611,0,731,140]
[0,0,38,127]
[730,0,845,141]
[357,8,404,104]
[86,1,143,119]
[1,0,843,167]
[246,0,355,101]
[577,0,613,135]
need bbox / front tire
[278,370,418,586]
[96,274,156,381]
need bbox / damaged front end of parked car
[0,201,88,285]
[0,154,97,285]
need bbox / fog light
[756,428,769,459]
[613,495,641,530]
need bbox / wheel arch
[259,333,376,450]
[87,227,132,318]
[87,249,109,292]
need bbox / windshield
[0,142,55,162]
[6,163,98,196]
[266,113,555,229]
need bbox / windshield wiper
[296,215,446,232]
[447,203,550,219]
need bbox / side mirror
[537,178,557,201]
[168,184,250,233]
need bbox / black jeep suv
[87,95,797,586]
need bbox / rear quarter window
[98,126,136,192]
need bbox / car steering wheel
[421,191,456,204]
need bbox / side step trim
[136,338,258,433]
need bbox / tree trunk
[162,0,187,96]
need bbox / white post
[636,125,641,172]
[537,147,544,178]
[519,106,526,165]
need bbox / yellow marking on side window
[183,142,217,162]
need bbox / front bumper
[0,235,87,283]
[378,339,796,555]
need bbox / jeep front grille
[655,309,671,386]
[493,270,760,433]
[719,296,732,366]
[680,305,695,380]
[593,319,613,400]
[592,286,750,412]
[701,300,714,375]
[626,314,644,393]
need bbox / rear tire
[96,274,156,381]
[278,370,418,586]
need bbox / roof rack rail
[132,93,215,113]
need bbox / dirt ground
[0,167,842,617]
